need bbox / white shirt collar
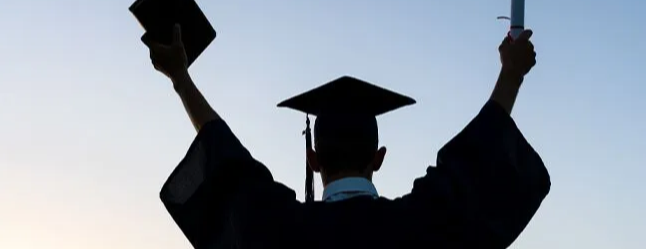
[322,177,379,202]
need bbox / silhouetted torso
[159,101,551,249]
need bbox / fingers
[499,29,537,75]
[505,30,535,52]
[172,23,183,45]
[149,49,157,60]
[147,42,168,51]
[142,24,182,50]
[152,61,161,71]
[146,42,169,64]
[503,33,513,43]
[499,34,512,51]
[516,29,533,42]
[141,35,152,47]
[149,44,165,64]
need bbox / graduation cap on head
[278,76,416,202]
[129,0,217,66]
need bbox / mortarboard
[129,0,217,67]
[277,76,416,202]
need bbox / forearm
[489,68,523,115]
[171,71,221,132]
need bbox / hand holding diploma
[499,29,536,79]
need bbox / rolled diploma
[510,0,525,39]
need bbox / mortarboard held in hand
[129,0,216,67]
[278,76,416,202]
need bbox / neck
[322,177,379,202]
[322,171,371,187]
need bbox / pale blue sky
[0,0,644,248]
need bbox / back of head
[313,113,379,175]
[277,75,416,196]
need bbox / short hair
[313,113,379,174]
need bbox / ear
[371,146,387,172]
[306,148,321,173]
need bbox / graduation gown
[159,100,551,249]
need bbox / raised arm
[144,24,219,132]
[397,30,550,248]
[433,99,550,248]
[143,24,298,248]
[489,30,536,115]
[171,71,220,132]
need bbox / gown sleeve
[398,100,551,248]
[158,119,297,249]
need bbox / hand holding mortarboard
[144,24,188,79]
[129,0,216,68]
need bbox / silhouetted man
[146,24,550,249]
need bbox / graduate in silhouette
[144,23,550,249]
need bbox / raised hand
[143,24,189,79]
[499,29,537,78]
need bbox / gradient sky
[1,0,645,248]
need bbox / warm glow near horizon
[1,0,645,248]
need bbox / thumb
[516,29,533,42]
[172,24,183,45]
[499,34,512,50]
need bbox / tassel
[303,114,314,203]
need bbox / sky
[0,0,644,248]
